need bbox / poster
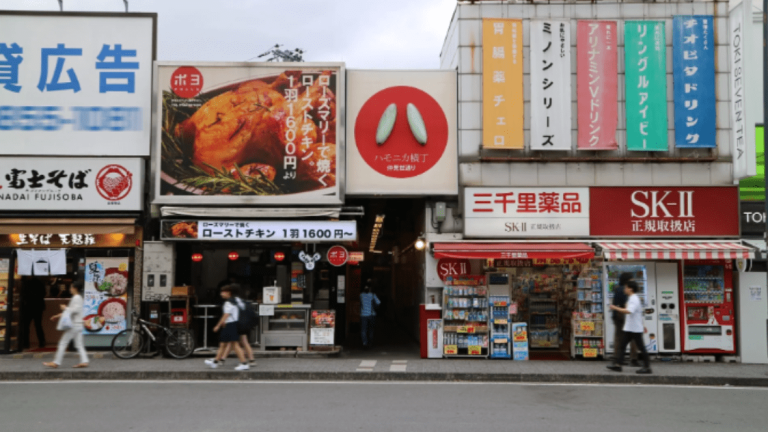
[577,21,618,150]
[530,20,571,150]
[673,16,716,148]
[750,286,762,301]
[154,63,343,205]
[310,310,335,346]
[83,257,129,335]
[625,21,668,151]
[482,19,524,149]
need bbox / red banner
[590,187,739,237]
[577,21,618,150]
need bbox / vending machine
[681,261,736,354]
[655,263,681,353]
[603,263,658,354]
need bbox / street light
[415,239,426,250]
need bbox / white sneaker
[234,363,250,371]
[205,359,219,369]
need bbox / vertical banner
[673,16,716,148]
[83,257,129,335]
[625,21,668,151]
[577,21,618,150]
[530,20,572,150]
[483,19,524,149]
[730,0,758,179]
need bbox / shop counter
[259,304,309,351]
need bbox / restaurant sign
[162,220,357,242]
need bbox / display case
[442,284,489,358]
[259,305,309,351]
[0,257,18,354]
[572,267,604,358]
[490,295,511,358]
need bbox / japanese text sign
[530,20,571,151]
[482,19,523,149]
[464,187,590,238]
[161,220,357,242]
[577,21,618,150]
[673,16,716,148]
[154,63,344,205]
[624,21,668,152]
[730,1,758,179]
[0,12,155,156]
[589,187,739,237]
[0,157,142,210]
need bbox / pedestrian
[43,282,88,369]
[360,279,381,349]
[205,284,249,370]
[607,281,652,374]
[611,272,639,366]
[218,289,256,367]
[21,276,47,349]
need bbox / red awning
[432,242,595,260]
[598,242,755,260]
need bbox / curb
[1,371,766,387]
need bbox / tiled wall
[441,1,736,187]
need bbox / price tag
[493,301,507,307]
[444,345,458,355]
[457,326,476,334]
[583,348,598,358]
[494,318,508,325]
[494,338,508,344]
[580,321,595,331]
[468,345,482,355]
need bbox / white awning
[598,242,755,260]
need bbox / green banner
[739,125,765,201]
[625,21,668,151]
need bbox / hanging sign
[730,1,758,179]
[673,16,716,148]
[162,220,357,242]
[348,251,364,263]
[577,21,618,150]
[482,19,524,149]
[298,251,322,270]
[530,20,571,150]
[327,245,349,267]
[625,21,668,152]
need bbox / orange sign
[468,345,482,355]
[457,326,476,334]
[494,318,508,325]
[444,345,458,355]
[583,348,598,358]
[483,19,524,149]
[580,321,596,331]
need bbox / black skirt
[219,322,239,342]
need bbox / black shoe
[636,367,652,374]
[629,360,641,367]
[606,365,622,372]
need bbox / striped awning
[598,242,755,260]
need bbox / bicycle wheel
[165,328,195,359]
[112,328,145,359]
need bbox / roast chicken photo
[161,70,337,196]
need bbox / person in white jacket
[44,282,89,369]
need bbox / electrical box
[142,242,175,302]
[434,202,447,223]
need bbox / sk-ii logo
[630,190,694,218]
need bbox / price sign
[493,301,507,307]
[468,345,482,355]
[494,338,508,344]
[583,348,598,358]
[494,318,508,325]
[580,321,595,331]
[444,345,458,355]
[457,326,476,334]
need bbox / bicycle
[111,311,195,359]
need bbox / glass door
[603,263,658,354]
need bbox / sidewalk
[2,348,767,386]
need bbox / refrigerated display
[603,263,658,354]
[488,272,511,359]
[572,266,604,358]
[442,284,489,358]
[682,261,735,354]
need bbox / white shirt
[622,294,644,334]
[66,294,84,328]
[223,300,239,323]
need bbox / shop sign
[530,20,571,151]
[532,258,591,266]
[0,12,155,156]
[437,258,470,281]
[0,157,143,211]
[298,251,322,271]
[161,220,357,242]
[464,187,590,238]
[730,0,758,179]
[348,251,364,263]
[672,16,716,149]
[494,259,532,268]
[590,187,740,237]
[577,21,618,150]
[444,345,458,355]
[154,62,344,205]
[346,70,457,195]
[740,201,766,237]
[327,245,348,267]
[0,233,139,248]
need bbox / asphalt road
[0,381,764,432]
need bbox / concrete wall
[441,1,736,187]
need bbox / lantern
[191,253,203,262]
[228,251,240,261]
[274,251,285,262]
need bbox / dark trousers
[361,316,375,347]
[613,316,637,360]
[614,331,650,368]
[21,310,46,349]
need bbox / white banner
[530,20,572,151]
[729,1,757,179]
[0,13,155,156]
[0,157,143,210]
[464,187,590,238]
[162,220,357,242]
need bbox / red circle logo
[354,86,448,178]
[96,164,133,201]
[327,245,349,267]
[170,66,204,98]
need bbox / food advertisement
[154,63,344,205]
[83,257,129,335]
[310,310,335,346]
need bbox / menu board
[83,257,129,335]
[310,310,335,346]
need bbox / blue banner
[673,15,716,148]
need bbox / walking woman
[43,281,89,369]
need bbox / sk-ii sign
[437,259,471,281]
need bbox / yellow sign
[583,348,598,358]
[468,345,482,355]
[444,345,458,355]
[494,318,508,325]
[457,326,476,334]
[483,19,524,149]
[494,338,508,344]
[580,321,595,331]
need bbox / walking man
[360,279,381,349]
[607,281,652,374]
[612,272,639,366]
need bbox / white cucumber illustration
[375,103,397,145]
[407,103,428,145]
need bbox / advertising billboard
[153,62,344,205]
[530,20,571,151]
[577,21,618,150]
